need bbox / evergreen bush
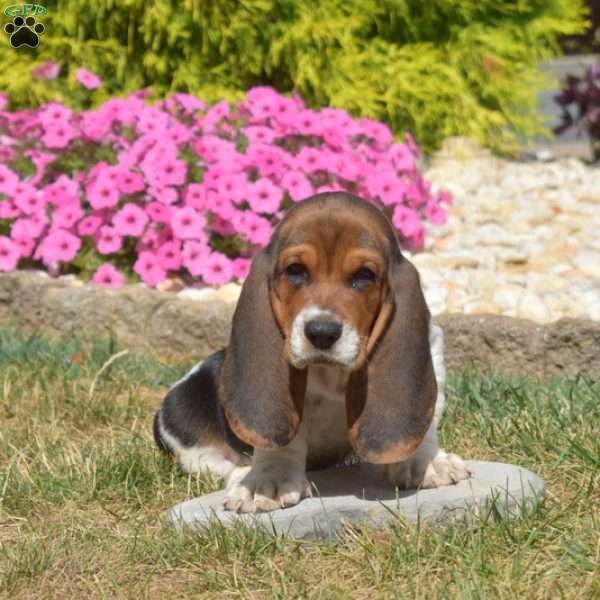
[0,0,588,153]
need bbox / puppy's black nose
[304,320,343,350]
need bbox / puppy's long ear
[346,256,436,464]
[219,249,307,449]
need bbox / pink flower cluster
[0,81,451,288]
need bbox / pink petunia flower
[43,175,79,205]
[156,240,182,270]
[294,109,321,135]
[207,192,235,220]
[155,157,187,186]
[41,122,78,149]
[53,202,84,230]
[295,147,329,173]
[164,122,192,145]
[134,251,167,287]
[390,143,416,172]
[33,61,61,80]
[236,212,272,246]
[202,100,230,133]
[145,202,173,225]
[281,170,313,202]
[243,126,276,146]
[329,155,360,182]
[171,207,207,240]
[76,68,102,90]
[96,226,123,255]
[11,213,47,239]
[193,136,237,164]
[77,215,102,237]
[424,200,448,225]
[392,205,423,238]
[0,200,20,220]
[112,203,149,237]
[148,185,178,205]
[247,144,287,179]
[10,234,35,258]
[173,93,206,113]
[245,86,282,120]
[87,176,120,209]
[217,173,247,204]
[198,252,233,286]
[247,178,283,214]
[116,169,145,194]
[0,236,20,271]
[92,263,125,288]
[183,183,208,209]
[438,190,452,205]
[39,102,72,128]
[358,117,394,146]
[0,165,19,195]
[13,185,45,215]
[39,229,81,264]
[232,257,251,280]
[181,240,211,276]
[136,106,171,136]
[374,173,408,206]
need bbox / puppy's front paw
[387,450,471,490]
[223,465,312,513]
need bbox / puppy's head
[220,192,437,463]
[270,194,393,370]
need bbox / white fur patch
[289,305,360,369]
[156,412,238,478]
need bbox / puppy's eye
[284,262,309,286]
[350,267,376,290]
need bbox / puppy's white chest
[303,365,351,468]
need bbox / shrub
[0,0,588,153]
[0,84,451,288]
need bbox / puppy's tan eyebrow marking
[358,230,377,249]
[280,231,307,249]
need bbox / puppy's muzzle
[304,319,343,350]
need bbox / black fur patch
[156,350,252,456]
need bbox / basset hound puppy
[154,192,470,513]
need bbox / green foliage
[0,0,589,153]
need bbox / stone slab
[168,461,545,541]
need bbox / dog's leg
[386,323,471,489]
[223,421,311,513]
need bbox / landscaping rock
[168,461,545,541]
[1,270,599,379]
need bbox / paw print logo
[4,15,45,48]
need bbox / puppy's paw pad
[387,451,471,490]
[223,472,311,513]
[421,452,471,489]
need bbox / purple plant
[554,63,600,161]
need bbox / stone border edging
[1,271,598,380]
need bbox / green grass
[0,326,598,599]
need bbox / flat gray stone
[168,460,545,541]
